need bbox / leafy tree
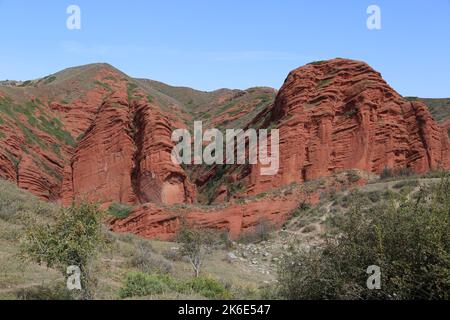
[21,202,106,299]
[176,224,215,278]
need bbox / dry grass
[0,179,265,299]
[1,174,447,300]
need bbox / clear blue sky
[0,0,449,97]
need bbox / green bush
[20,202,106,299]
[392,179,419,190]
[186,276,230,299]
[16,283,73,300]
[275,176,450,300]
[118,272,230,299]
[366,190,383,203]
[43,76,56,85]
[127,83,139,101]
[108,203,133,219]
[119,272,169,298]
[347,170,362,183]
[176,225,215,277]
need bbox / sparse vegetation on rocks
[108,203,133,219]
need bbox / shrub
[119,272,169,298]
[254,219,274,242]
[16,283,72,300]
[128,241,173,274]
[275,176,450,300]
[43,76,56,85]
[94,80,112,92]
[176,225,215,277]
[127,83,139,101]
[366,190,383,203]
[162,249,182,262]
[347,170,361,183]
[392,180,419,190]
[298,202,311,212]
[0,179,55,222]
[118,272,230,299]
[380,166,414,180]
[237,219,274,244]
[108,203,133,219]
[186,276,230,299]
[20,202,106,299]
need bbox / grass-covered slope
[1,173,449,300]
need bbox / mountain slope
[406,97,450,137]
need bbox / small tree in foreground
[20,202,106,299]
[275,176,450,300]
[176,223,215,278]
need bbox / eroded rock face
[0,64,195,206]
[441,118,450,137]
[245,59,450,196]
[1,59,449,240]
[109,182,322,240]
[0,97,71,201]
[60,70,195,207]
[108,171,366,240]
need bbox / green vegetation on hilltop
[42,76,57,85]
[406,97,450,137]
[405,97,450,123]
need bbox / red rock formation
[61,70,195,206]
[109,181,322,240]
[439,118,450,137]
[0,97,69,201]
[1,59,449,240]
[1,64,195,206]
[109,171,366,240]
[245,59,450,196]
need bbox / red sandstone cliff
[0,64,195,206]
[243,59,450,196]
[0,59,449,239]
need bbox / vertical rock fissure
[412,102,432,170]
[130,102,145,204]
